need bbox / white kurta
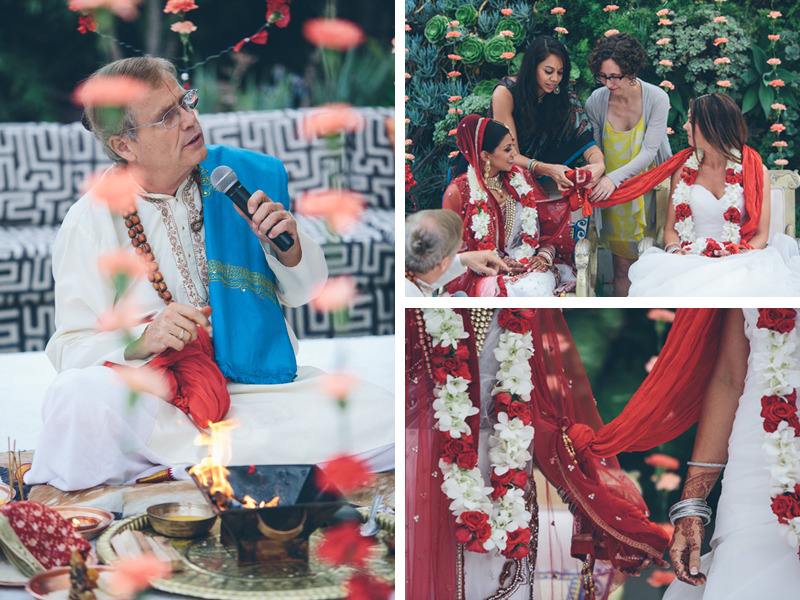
[27,170,394,491]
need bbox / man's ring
[178,329,184,341]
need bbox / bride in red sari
[442,115,576,297]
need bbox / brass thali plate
[96,509,394,599]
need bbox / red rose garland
[756,308,800,560]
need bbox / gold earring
[484,159,491,181]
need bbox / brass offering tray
[96,509,394,599]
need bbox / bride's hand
[669,516,707,586]
[713,248,732,257]
[527,256,550,273]
[502,256,527,274]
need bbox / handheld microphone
[210,166,295,252]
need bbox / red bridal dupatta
[444,114,575,296]
[570,146,764,243]
[407,307,726,597]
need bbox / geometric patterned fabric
[0,107,395,352]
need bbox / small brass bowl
[146,502,216,538]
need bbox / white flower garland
[671,149,744,255]
[753,311,800,555]
[423,308,534,554]
[466,166,539,259]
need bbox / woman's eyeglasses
[125,89,199,132]
[596,74,624,84]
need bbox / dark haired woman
[491,35,605,191]
[622,94,800,296]
[442,114,575,296]
[584,33,672,296]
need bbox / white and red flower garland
[466,165,539,261]
[672,149,749,257]
[423,307,535,558]
[754,308,800,560]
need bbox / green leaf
[742,69,758,85]
[758,83,775,120]
[669,90,685,117]
[742,85,759,114]
[751,43,767,76]
[570,63,581,83]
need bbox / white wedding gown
[664,308,800,599]
[628,184,800,296]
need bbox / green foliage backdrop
[405,0,800,213]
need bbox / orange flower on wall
[303,18,365,51]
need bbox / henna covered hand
[669,516,706,586]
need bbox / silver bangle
[664,242,680,254]
[669,498,712,526]
[687,461,726,468]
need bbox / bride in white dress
[628,94,800,296]
[665,308,800,598]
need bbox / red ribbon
[561,168,595,217]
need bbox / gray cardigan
[585,79,672,188]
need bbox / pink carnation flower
[714,57,730,65]
[769,79,786,87]
[658,18,672,25]
[448,71,461,78]
[445,30,461,38]
[772,103,787,111]
[605,29,620,37]
[554,26,568,34]
[311,276,357,313]
[448,95,462,102]
[771,123,787,133]
[775,159,789,166]
[550,7,566,15]
[717,80,731,88]
[501,8,513,15]
[666,127,674,134]
[713,16,727,23]
[768,10,782,18]
[656,38,671,45]
[448,54,462,60]
[603,5,619,12]
[656,8,669,16]
[767,58,782,65]
[713,37,729,46]
[769,34,781,41]
[499,30,514,37]
[773,140,788,147]
[500,52,516,59]
[659,59,673,67]
[659,80,675,91]
[170,20,197,34]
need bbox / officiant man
[23,56,394,491]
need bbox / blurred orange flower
[658,18,672,25]
[767,58,782,66]
[769,79,786,88]
[771,123,787,132]
[319,372,359,400]
[717,80,731,88]
[72,75,149,107]
[311,276,357,313]
[96,300,143,332]
[302,103,365,139]
[111,365,170,400]
[713,37,729,46]
[713,16,727,23]
[317,454,375,496]
[107,555,172,596]
[644,453,680,470]
[647,308,675,322]
[296,189,365,233]
[772,103,787,111]
[604,29,620,37]
[170,20,197,34]
[445,30,462,38]
[316,521,375,567]
[84,168,140,213]
[659,59,673,67]
[655,472,682,491]
[656,8,669,16]
[97,248,149,279]
[500,52,515,60]
[647,569,676,587]
[769,34,781,41]
[69,0,141,21]
[775,158,789,166]
[644,355,658,373]
[656,38,671,45]
[163,0,197,13]
[501,8,513,15]
[303,18,365,51]
[550,7,566,15]
[385,116,395,147]
[554,26,568,34]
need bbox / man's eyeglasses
[596,74,625,84]
[125,89,199,132]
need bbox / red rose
[680,167,698,186]
[757,308,798,333]
[494,392,513,413]
[501,527,532,558]
[452,343,470,361]
[431,356,471,383]
[455,449,479,469]
[497,309,533,334]
[723,207,741,224]
[771,492,800,524]
[507,400,533,425]
[725,168,743,185]
[454,525,473,545]
[477,242,495,251]
[440,435,472,463]
[490,470,515,499]
[460,511,489,531]
[761,395,799,432]
[465,537,490,553]
[675,203,692,221]
[703,239,721,256]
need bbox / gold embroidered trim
[208,260,279,305]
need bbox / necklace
[672,149,748,256]
[121,169,204,305]
[503,198,516,245]
[485,173,503,192]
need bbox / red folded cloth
[561,168,595,216]
[0,501,91,573]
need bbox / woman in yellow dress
[584,33,672,296]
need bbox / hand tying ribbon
[561,168,595,217]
